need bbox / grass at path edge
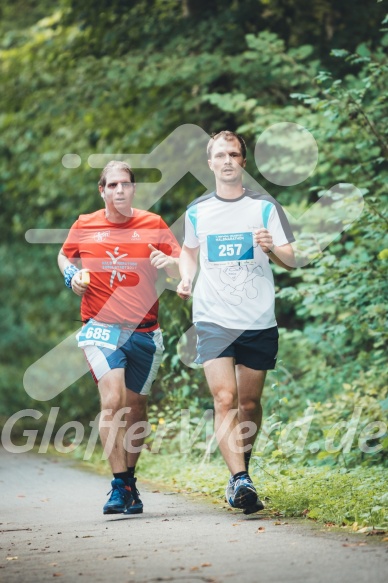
[71,446,388,531]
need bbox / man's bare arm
[177,244,199,299]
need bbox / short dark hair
[98,161,135,187]
[207,131,247,160]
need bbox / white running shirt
[184,190,294,330]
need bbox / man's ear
[208,159,213,171]
[99,185,105,198]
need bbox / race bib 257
[207,232,254,265]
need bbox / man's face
[99,169,135,217]
[208,137,246,184]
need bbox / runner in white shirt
[177,131,295,514]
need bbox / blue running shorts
[195,322,278,370]
[83,327,164,395]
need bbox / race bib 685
[77,319,121,350]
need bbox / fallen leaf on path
[190,566,199,571]
[382,537,388,542]
[256,527,265,533]
[6,557,18,561]
[201,562,212,567]
[367,529,386,536]
[0,528,32,533]
[82,536,94,538]
[52,573,62,577]
[342,543,367,547]
[17,495,25,498]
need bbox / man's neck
[215,181,244,200]
[104,206,133,224]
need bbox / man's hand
[71,269,90,297]
[149,244,174,269]
[148,244,179,277]
[254,228,274,254]
[176,244,199,299]
[177,278,192,300]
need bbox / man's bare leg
[125,390,149,469]
[204,357,259,509]
[123,389,149,514]
[204,357,246,475]
[98,369,133,514]
[98,368,127,473]
[236,365,266,467]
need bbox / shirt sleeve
[157,217,182,257]
[268,206,293,247]
[183,205,200,249]
[61,219,81,258]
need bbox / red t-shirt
[62,208,181,326]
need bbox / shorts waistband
[83,319,158,330]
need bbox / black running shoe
[243,499,265,514]
[124,477,144,514]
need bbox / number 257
[218,243,242,257]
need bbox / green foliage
[0,1,386,483]
[136,452,388,528]
[258,464,388,527]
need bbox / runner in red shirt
[58,161,180,515]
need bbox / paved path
[0,448,387,583]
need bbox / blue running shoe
[225,476,236,508]
[124,477,143,515]
[229,474,258,510]
[103,478,133,515]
